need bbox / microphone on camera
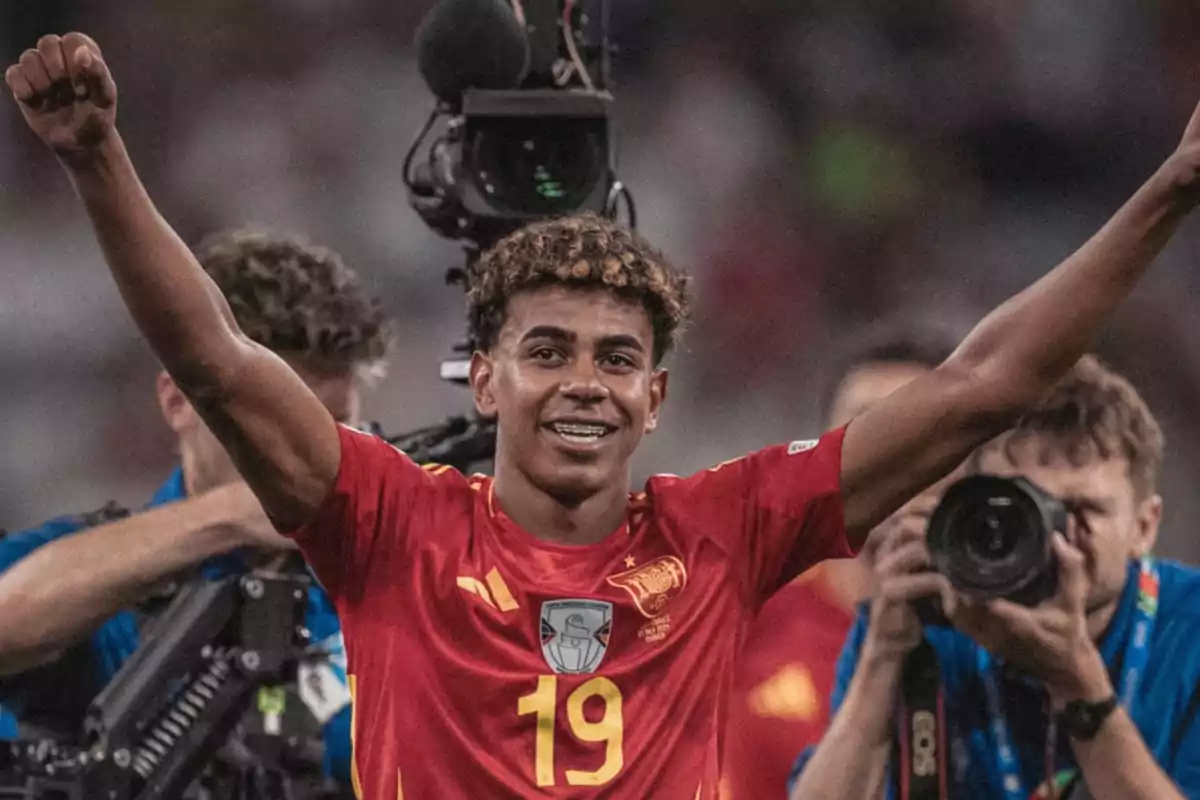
[415,0,531,102]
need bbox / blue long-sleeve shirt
[788,559,1200,798]
[0,469,354,787]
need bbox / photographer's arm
[1069,709,1186,800]
[1043,653,1185,800]
[791,527,944,799]
[789,651,899,800]
[0,485,284,676]
[5,36,338,530]
[838,106,1200,548]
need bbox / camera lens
[467,119,606,216]
[926,475,1064,603]
[959,500,1023,565]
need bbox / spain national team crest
[606,555,688,618]
[539,600,613,675]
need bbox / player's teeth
[560,432,601,443]
[553,423,607,436]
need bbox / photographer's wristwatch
[1058,695,1119,741]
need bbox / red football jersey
[289,425,851,799]
[721,569,856,800]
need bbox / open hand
[4,33,117,161]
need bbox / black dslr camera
[924,475,1069,612]
[897,475,1071,798]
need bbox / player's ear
[156,370,200,434]
[470,351,498,419]
[645,368,668,434]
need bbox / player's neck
[493,469,630,546]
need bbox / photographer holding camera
[0,229,391,796]
[789,356,1199,800]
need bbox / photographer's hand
[952,534,1184,800]
[791,522,953,800]
[862,521,955,664]
[951,534,1110,702]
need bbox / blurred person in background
[13,30,1200,799]
[790,356,1200,800]
[722,324,959,800]
[0,229,391,797]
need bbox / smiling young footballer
[11,32,1200,799]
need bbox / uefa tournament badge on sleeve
[787,439,818,455]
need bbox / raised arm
[0,484,289,676]
[840,101,1200,547]
[4,34,337,529]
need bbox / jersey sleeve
[283,424,441,609]
[653,427,852,607]
[748,428,854,598]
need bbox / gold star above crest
[624,556,637,569]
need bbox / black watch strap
[1059,695,1119,741]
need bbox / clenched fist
[5,33,116,162]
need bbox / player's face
[471,285,667,502]
[975,440,1162,615]
[158,362,362,496]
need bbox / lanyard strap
[979,557,1159,800]
[1118,558,1159,707]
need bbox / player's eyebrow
[520,326,647,354]
[521,325,575,344]
[597,334,646,354]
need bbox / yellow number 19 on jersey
[517,675,625,786]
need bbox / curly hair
[467,214,690,365]
[195,229,393,377]
[983,355,1164,498]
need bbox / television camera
[404,0,634,389]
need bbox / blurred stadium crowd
[2,0,1200,563]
